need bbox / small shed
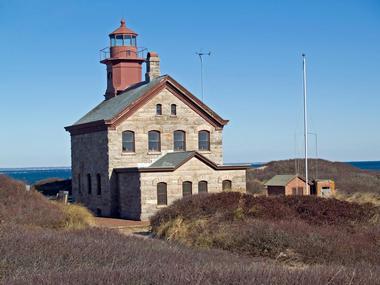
[311,179,335,197]
[264,175,310,196]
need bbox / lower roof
[264,175,310,187]
[115,151,250,173]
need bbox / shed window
[148,130,161,152]
[182,181,192,197]
[157,182,167,205]
[198,130,210,151]
[198,181,208,193]
[96,174,101,195]
[122,131,135,152]
[292,187,303,196]
[222,180,232,191]
[87,174,92,194]
[156,104,162,115]
[173,130,186,151]
[171,104,177,116]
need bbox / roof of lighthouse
[65,75,229,135]
[109,19,137,36]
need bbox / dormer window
[156,104,162,115]
[171,104,177,116]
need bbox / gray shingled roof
[148,151,196,168]
[264,175,298,186]
[74,75,167,125]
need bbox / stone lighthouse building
[65,20,248,220]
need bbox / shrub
[0,175,93,229]
[151,192,380,266]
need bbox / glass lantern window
[110,35,116,46]
[116,35,123,46]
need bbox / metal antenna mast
[302,54,309,191]
[196,51,211,101]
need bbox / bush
[151,193,380,266]
[0,175,93,229]
[1,224,380,284]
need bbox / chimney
[145,52,160,82]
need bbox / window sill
[147,151,161,155]
[121,152,136,156]
[198,150,211,154]
[170,115,177,118]
[156,205,167,209]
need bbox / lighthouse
[100,20,145,100]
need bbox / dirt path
[94,217,151,237]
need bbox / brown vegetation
[151,192,380,266]
[247,159,380,194]
[2,175,380,284]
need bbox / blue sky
[0,0,379,167]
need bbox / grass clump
[0,174,93,229]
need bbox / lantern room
[109,20,138,47]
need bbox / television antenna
[196,50,211,101]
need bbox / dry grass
[334,191,380,206]
[151,192,380,266]
[0,174,93,229]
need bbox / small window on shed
[87,174,92,194]
[222,180,232,191]
[156,104,162,115]
[292,187,303,196]
[182,181,192,197]
[157,182,167,206]
[198,181,208,193]
[171,104,177,116]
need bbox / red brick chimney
[100,20,145,100]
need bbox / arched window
[182,181,192,197]
[222,180,232,191]
[122,131,135,152]
[96,174,101,195]
[87,173,92,195]
[173,130,186,151]
[156,104,162,115]
[198,130,210,151]
[171,104,177,116]
[198,181,208,193]
[148,130,161,152]
[157,182,167,205]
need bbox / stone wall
[117,157,246,220]
[70,131,112,215]
[108,87,224,170]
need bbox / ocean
[0,161,379,185]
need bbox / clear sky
[0,0,379,167]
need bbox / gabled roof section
[65,75,228,135]
[74,76,165,126]
[264,175,309,187]
[115,151,250,173]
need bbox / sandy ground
[94,217,151,236]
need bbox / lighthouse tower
[100,20,145,100]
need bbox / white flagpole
[302,54,309,193]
